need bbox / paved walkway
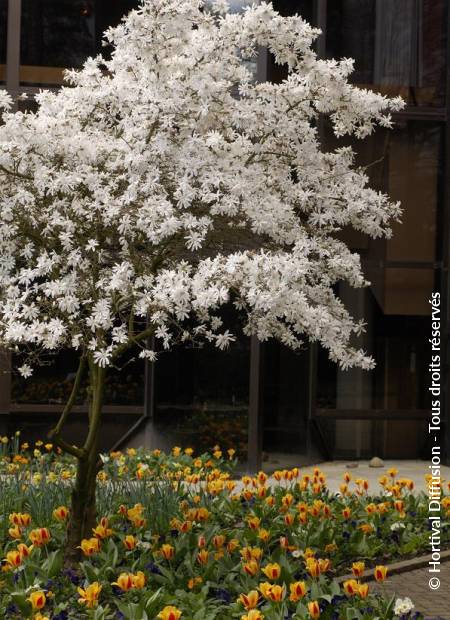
[372,562,450,619]
[249,459,450,617]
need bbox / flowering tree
[0,0,403,557]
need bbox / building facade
[0,0,449,469]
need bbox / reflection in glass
[326,0,446,107]
[262,341,309,460]
[21,1,96,77]
[273,0,313,20]
[153,312,250,458]
[325,124,440,321]
[386,122,440,263]
[19,1,140,86]
[0,0,7,84]
[316,119,442,458]
[11,350,144,406]
[12,351,83,405]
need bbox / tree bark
[64,363,106,565]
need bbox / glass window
[153,309,250,459]
[328,120,441,276]
[11,349,144,406]
[103,354,144,406]
[386,122,440,264]
[19,1,140,86]
[95,0,140,60]
[20,0,96,85]
[0,0,7,84]
[326,0,447,107]
[273,0,313,20]
[261,341,310,464]
[316,120,442,458]
[12,351,83,405]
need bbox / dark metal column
[441,2,450,465]
[0,0,21,432]
[0,351,11,434]
[248,335,263,473]
[6,0,21,104]
[246,37,269,473]
[314,0,327,55]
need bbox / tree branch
[0,163,33,181]
[51,434,86,460]
[48,354,86,440]
[112,326,155,361]
[83,365,105,454]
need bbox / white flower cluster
[390,521,406,531]
[393,597,414,616]
[0,0,404,374]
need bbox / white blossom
[18,364,33,378]
[0,0,404,372]
[139,349,158,361]
[93,349,112,368]
[390,522,406,532]
[393,598,414,616]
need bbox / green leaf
[81,561,99,583]
[330,580,341,596]
[346,608,363,620]
[10,592,31,616]
[44,549,63,578]
[309,581,322,599]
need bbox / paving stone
[372,562,450,619]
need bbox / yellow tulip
[289,581,307,602]
[247,516,261,530]
[160,544,175,560]
[53,506,69,521]
[158,606,182,620]
[352,561,365,577]
[197,549,209,565]
[258,582,273,600]
[77,582,102,608]
[132,571,146,589]
[308,600,321,619]
[268,584,285,602]
[78,537,101,556]
[28,591,46,610]
[5,550,22,567]
[243,560,259,576]
[17,543,33,558]
[261,562,281,580]
[238,590,259,610]
[342,507,351,519]
[123,535,138,550]
[257,529,270,542]
[343,579,359,596]
[241,611,264,620]
[358,583,369,598]
[374,565,388,582]
[29,528,50,547]
[112,573,134,591]
[8,524,22,540]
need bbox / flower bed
[0,436,449,619]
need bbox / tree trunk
[64,363,105,566]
